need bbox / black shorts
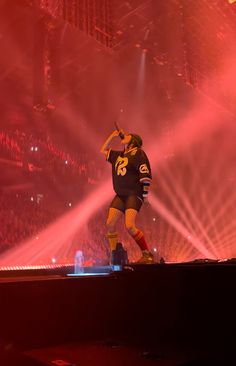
[110,194,143,213]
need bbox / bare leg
[125,208,138,236]
[106,207,122,251]
[125,208,153,263]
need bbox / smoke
[0,181,113,267]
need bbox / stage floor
[0,260,236,281]
[0,263,235,365]
[24,341,182,366]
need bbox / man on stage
[100,129,154,264]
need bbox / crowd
[0,129,104,182]
[0,128,104,254]
[0,192,58,254]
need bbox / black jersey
[107,147,152,198]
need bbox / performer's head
[121,133,143,148]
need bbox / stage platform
[0,263,236,365]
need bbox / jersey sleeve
[106,149,122,164]
[137,150,152,182]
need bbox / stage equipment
[37,0,113,48]
[111,242,128,266]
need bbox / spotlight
[153,248,157,252]
[51,258,56,263]
[47,102,56,111]
[65,160,68,165]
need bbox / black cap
[129,134,143,148]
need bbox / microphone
[114,121,125,139]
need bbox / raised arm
[100,129,120,156]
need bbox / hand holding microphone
[114,121,125,140]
